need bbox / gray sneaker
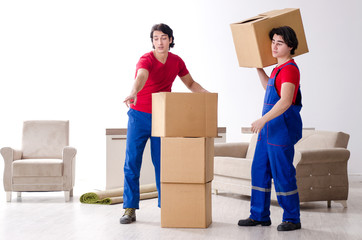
[120,208,136,224]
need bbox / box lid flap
[259,8,299,18]
[233,16,267,25]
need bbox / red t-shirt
[130,51,189,113]
[270,59,300,104]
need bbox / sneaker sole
[238,220,271,227]
[120,216,136,224]
[277,223,301,231]
[261,221,272,226]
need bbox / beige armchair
[1,120,76,202]
[213,130,350,208]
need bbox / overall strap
[273,62,302,106]
[274,62,299,79]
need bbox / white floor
[1,181,362,240]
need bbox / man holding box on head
[121,23,208,224]
[238,26,303,231]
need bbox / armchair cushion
[22,121,69,159]
[12,159,63,177]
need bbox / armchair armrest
[62,146,77,190]
[1,147,23,161]
[214,142,249,158]
[294,148,350,166]
[1,147,23,191]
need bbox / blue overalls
[123,108,161,209]
[250,62,303,224]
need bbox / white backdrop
[1,0,361,187]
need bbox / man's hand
[123,68,149,108]
[124,93,137,108]
[251,117,267,133]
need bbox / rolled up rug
[80,183,158,205]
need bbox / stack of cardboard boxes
[152,92,218,228]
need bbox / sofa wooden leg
[335,200,347,208]
[6,192,12,202]
[17,192,22,198]
[64,191,71,202]
[70,189,73,197]
[327,200,331,208]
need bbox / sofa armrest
[294,148,350,166]
[62,146,77,190]
[1,147,23,191]
[214,142,249,158]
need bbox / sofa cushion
[295,130,349,150]
[214,142,248,158]
[12,159,63,177]
[214,157,252,179]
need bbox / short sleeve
[177,57,189,78]
[279,65,299,86]
[136,54,153,73]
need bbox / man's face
[271,34,292,59]
[152,30,172,54]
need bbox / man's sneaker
[238,217,271,226]
[120,208,136,224]
[277,222,301,231]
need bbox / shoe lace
[124,208,135,216]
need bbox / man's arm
[180,73,208,93]
[256,68,269,90]
[124,68,149,107]
[251,82,295,133]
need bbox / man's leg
[239,133,272,227]
[123,109,150,209]
[150,136,161,207]
[269,144,301,230]
[249,135,272,222]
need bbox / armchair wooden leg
[64,191,71,202]
[17,192,22,198]
[212,189,219,195]
[327,200,331,208]
[6,192,12,202]
[70,189,73,197]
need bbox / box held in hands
[230,8,309,68]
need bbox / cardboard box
[152,92,218,137]
[161,137,214,183]
[230,8,309,68]
[161,182,212,228]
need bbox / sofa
[213,130,350,207]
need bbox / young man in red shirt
[238,26,303,231]
[120,23,208,224]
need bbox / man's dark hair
[150,23,175,49]
[269,26,298,55]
